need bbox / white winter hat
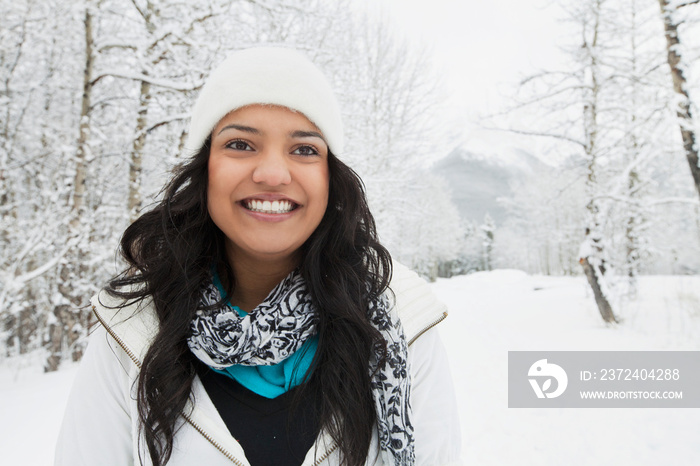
[185,47,344,155]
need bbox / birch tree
[0,0,91,363]
[513,0,619,322]
[47,1,99,372]
[657,0,700,201]
[490,0,663,322]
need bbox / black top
[196,361,321,466]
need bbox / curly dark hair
[106,137,392,466]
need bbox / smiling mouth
[242,199,299,214]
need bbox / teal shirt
[210,271,318,399]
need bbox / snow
[2,271,700,465]
[0,362,78,466]
[577,240,593,260]
[436,271,700,465]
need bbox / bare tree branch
[478,125,586,148]
[144,114,189,134]
[129,0,148,23]
[91,71,203,91]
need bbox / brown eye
[292,145,319,156]
[226,140,253,151]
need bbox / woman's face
[207,104,330,267]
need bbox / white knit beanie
[185,47,344,155]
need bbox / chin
[241,242,303,261]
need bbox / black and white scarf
[187,269,415,465]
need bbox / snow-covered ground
[2,271,699,465]
[436,271,700,466]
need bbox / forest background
[1,0,699,371]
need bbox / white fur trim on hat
[185,47,344,155]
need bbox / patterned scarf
[187,269,415,465]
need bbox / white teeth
[245,199,295,214]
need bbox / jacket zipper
[92,305,447,466]
[408,311,448,346]
[180,413,246,466]
[92,305,142,369]
[312,441,339,466]
[92,305,246,465]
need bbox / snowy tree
[577,0,620,323]
[657,0,700,201]
[446,219,486,276]
[493,0,622,322]
[498,159,585,276]
[386,173,464,281]
[1,1,94,365]
[480,213,496,272]
[596,0,675,291]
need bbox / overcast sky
[367,0,571,156]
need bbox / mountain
[430,146,548,226]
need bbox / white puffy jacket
[55,263,462,465]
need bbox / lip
[239,204,299,223]
[237,193,301,222]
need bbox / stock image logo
[528,359,568,399]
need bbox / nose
[251,149,292,186]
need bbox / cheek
[206,159,232,219]
[206,165,218,211]
[207,155,240,193]
[207,157,224,188]
[316,170,330,213]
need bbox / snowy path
[2,272,699,465]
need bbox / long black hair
[107,138,392,466]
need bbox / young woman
[55,47,461,466]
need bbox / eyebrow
[217,124,260,135]
[290,130,325,141]
[217,125,326,144]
